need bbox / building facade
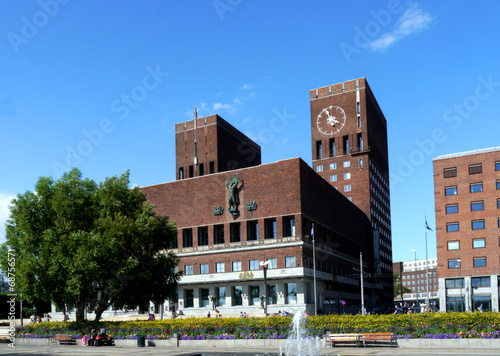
[433,147,500,312]
[139,78,395,316]
[310,78,393,306]
[393,258,439,308]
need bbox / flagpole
[425,213,430,305]
[312,223,317,316]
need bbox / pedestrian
[207,311,211,318]
[478,304,483,312]
[240,311,243,318]
[81,332,88,347]
[243,312,248,318]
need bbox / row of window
[315,134,363,160]
[184,257,296,275]
[444,162,500,178]
[179,160,216,179]
[403,279,438,286]
[316,160,352,172]
[445,181,500,196]
[183,283,298,308]
[181,216,295,248]
[445,199,500,214]
[402,271,438,279]
[448,257,486,269]
[445,276,491,289]
[447,238,486,250]
[329,172,352,181]
[446,218,500,232]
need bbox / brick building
[393,259,439,308]
[433,147,500,312]
[310,78,393,306]
[141,78,393,316]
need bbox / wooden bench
[358,333,396,347]
[52,334,77,345]
[326,333,360,347]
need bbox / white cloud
[0,193,15,244]
[369,3,434,52]
[213,102,236,113]
[240,83,256,90]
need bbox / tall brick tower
[310,78,393,305]
[176,110,261,180]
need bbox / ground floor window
[472,294,491,312]
[185,289,194,308]
[216,287,226,306]
[200,288,210,307]
[268,284,278,305]
[286,283,297,304]
[250,285,260,305]
[446,296,464,312]
[233,286,243,306]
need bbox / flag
[425,218,433,231]
[311,224,314,239]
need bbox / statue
[224,173,240,219]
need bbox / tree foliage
[393,272,411,298]
[0,169,179,322]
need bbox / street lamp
[410,249,419,309]
[457,258,462,312]
[259,260,270,316]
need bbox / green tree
[393,272,411,298]
[0,169,179,322]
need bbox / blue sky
[1,1,500,263]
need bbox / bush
[16,312,500,340]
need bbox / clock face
[316,105,346,135]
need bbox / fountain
[282,309,321,356]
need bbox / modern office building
[433,147,500,312]
[393,258,439,307]
[310,78,393,306]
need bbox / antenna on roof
[194,107,197,120]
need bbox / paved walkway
[2,345,500,356]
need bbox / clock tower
[310,77,393,306]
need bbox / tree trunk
[94,300,109,322]
[75,300,86,322]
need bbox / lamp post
[411,249,419,309]
[259,260,270,316]
[457,258,462,312]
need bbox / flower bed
[15,312,500,340]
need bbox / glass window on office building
[445,186,458,196]
[470,183,483,193]
[448,259,461,269]
[200,263,209,274]
[268,284,278,305]
[232,286,243,306]
[200,288,210,307]
[267,258,277,269]
[446,204,458,214]
[232,261,242,272]
[250,285,260,306]
[185,289,194,308]
[473,257,486,267]
[216,286,226,306]
[185,265,193,275]
[473,238,485,249]
[286,283,297,304]
[285,256,296,268]
[249,259,259,271]
[216,262,225,273]
[447,241,460,250]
